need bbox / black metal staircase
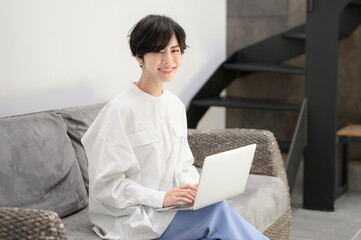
[187,23,307,131]
[187,1,361,199]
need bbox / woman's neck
[136,77,164,97]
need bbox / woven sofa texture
[0,103,291,240]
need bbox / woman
[82,14,269,240]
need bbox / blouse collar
[131,82,166,102]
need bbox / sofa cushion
[57,103,106,193]
[0,113,88,218]
[62,207,100,240]
[196,167,288,232]
[225,174,289,232]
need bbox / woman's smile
[158,67,175,74]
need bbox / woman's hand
[162,183,198,208]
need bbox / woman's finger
[179,184,197,191]
[179,186,197,198]
[178,197,192,204]
[185,188,197,198]
[176,188,196,197]
[174,191,195,201]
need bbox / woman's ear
[135,55,143,68]
[135,55,142,63]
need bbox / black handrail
[285,98,308,194]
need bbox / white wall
[0,0,226,129]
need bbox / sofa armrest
[187,128,288,186]
[0,207,68,239]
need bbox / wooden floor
[291,162,361,240]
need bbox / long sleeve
[82,103,165,210]
[174,105,200,186]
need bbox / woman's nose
[162,51,172,64]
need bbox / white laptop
[154,143,256,211]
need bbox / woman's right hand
[162,184,198,208]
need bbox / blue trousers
[154,201,269,240]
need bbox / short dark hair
[128,15,187,60]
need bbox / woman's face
[139,34,182,84]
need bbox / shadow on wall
[0,82,104,118]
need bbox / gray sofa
[0,103,291,240]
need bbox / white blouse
[81,83,200,240]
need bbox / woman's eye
[173,49,180,52]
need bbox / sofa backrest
[0,112,88,218]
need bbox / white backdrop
[0,0,226,128]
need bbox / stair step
[222,63,305,75]
[191,96,301,111]
[282,30,306,40]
